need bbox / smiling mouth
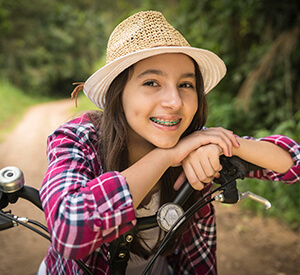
[150,118,181,126]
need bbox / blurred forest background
[0,0,299,229]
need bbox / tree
[0,0,106,97]
[170,0,300,135]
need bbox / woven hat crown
[83,10,226,109]
[106,11,190,64]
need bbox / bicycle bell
[0,166,24,193]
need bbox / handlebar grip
[16,186,43,211]
[225,156,263,176]
[244,161,263,172]
[173,181,195,206]
[172,157,262,206]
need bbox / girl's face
[122,53,198,154]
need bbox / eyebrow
[137,69,165,78]
[181,73,196,79]
[137,70,196,79]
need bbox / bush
[237,178,300,230]
[0,0,106,97]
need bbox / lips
[150,117,181,126]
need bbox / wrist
[152,147,174,167]
[232,137,244,157]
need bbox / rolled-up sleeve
[243,135,300,184]
[40,115,136,259]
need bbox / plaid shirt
[40,113,300,275]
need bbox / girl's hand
[173,144,223,191]
[169,127,239,167]
[197,127,239,157]
[122,127,238,208]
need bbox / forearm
[122,128,255,207]
[232,137,294,173]
[121,148,171,208]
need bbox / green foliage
[72,94,99,114]
[0,80,48,140]
[207,91,300,142]
[237,178,300,230]
[0,0,106,97]
[174,0,300,136]
[0,0,299,228]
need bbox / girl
[39,11,300,275]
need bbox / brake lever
[213,156,245,204]
[239,191,271,209]
[213,156,271,209]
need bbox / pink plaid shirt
[40,113,300,274]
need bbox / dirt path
[215,204,300,275]
[0,100,299,275]
[0,99,74,275]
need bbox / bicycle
[0,156,271,275]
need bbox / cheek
[185,96,199,127]
[193,98,198,113]
[122,101,144,127]
[122,93,135,119]
[187,94,198,115]
[123,91,152,119]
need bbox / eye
[180,82,195,89]
[143,80,159,87]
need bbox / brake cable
[142,176,240,275]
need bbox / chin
[153,139,179,149]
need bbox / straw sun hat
[81,10,227,109]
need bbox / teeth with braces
[151,118,180,126]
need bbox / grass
[0,80,49,142]
[0,80,101,143]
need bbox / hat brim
[84,46,226,109]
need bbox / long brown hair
[88,57,207,258]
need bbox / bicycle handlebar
[0,156,269,275]
[0,166,42,211]
[14,186,43,210]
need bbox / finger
[214,131,234,156]
[218,127,240,148]
[199,156,216,180]
[210,155,222,172]
[202,131,232,156]
[199,159,220,183]
[173,171,186,191]
[232,135,240,148]
[215,128,240,150]
[185,151,209,181]
[203,128,239,156]
[182,162,204,190]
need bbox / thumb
[173,172,187,191]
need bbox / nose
[160,85,183,110]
